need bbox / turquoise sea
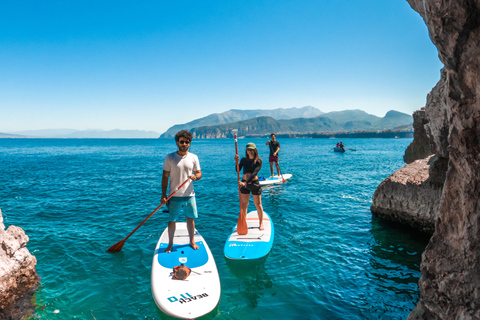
[0,138,429,320]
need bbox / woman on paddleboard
[235,142,265,230]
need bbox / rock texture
[403,0,480,318]
[404,108,433,164]
[0,208,39,319]
[371,155,442,234]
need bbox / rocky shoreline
[0,208,39,319]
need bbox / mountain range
[1,106,413,139]
[160,106,323,138]
[162,107,413,139]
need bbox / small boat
[333,147,346,153]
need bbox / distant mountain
[0,132,27,138]
[160,106,323,138]
[190,110,413,138]
[8,129,161,138]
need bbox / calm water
[0,138,428,320]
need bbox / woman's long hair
[245,148,261,164]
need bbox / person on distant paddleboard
[161,130,202,253]
[235,142,265,230]
[265,133,280,177]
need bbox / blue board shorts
[167,196,198,222]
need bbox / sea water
[0,138,429,320]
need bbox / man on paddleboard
[161,130,202,253]
[265,133,281,177]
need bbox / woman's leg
[240,193,250,217]
[252,194,264,230]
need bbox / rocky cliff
[0,208,39,319]
[403,0,480,318]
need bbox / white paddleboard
[258,174,292,186]
[151,223,221,320]
[224,211,274,260]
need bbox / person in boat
[336,142,340,148]
[339,142,345,149]
[235,142,265,230]
[161,130,202,253]
[265,133,281,177]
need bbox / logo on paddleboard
[179,257,187,263]
[168,292,209,304]
[229,243,253,247]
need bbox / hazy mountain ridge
[160,106,323,138]
[5,129,161,138]
[190,110,413,138]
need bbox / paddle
[107,178,190,253]
[347,148,356,151]
[232,129,248,235]
[277,163,286,183]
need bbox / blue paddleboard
[224,211,274,260]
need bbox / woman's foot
[259,223,264,231]
[165,244,173,253]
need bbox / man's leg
[186,217,199,250]
[269,161,274,176]
[165,221,176,253]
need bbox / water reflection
[369,216,430,270]
[225,257,274,308]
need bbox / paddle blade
[237,211,248,235]
[107,239,126,253]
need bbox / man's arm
[191,170,202,181]
[274,147,280,156]
[161,170,169,203]
[265,140,271,145]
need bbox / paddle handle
[122,178,190,242]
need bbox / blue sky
[0,0,443,134]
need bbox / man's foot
[190,242,199,250]
[165,244,173,253]
[259,223,264,231]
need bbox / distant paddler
[265,133,281,177]
[235,142,265,230]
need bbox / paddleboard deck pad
[151,223,220,320]
[258,174,292,185]
[224,211,274,260]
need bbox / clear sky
[0,0,443,134]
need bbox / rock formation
[0,208,39,319]
[402,0,480,318]
[404,108,432,164]
[371,155,442,234]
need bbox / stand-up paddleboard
[258,174,292,186]
[224,211,274,260]
[151,223,221,320]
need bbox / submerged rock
[0,208,39,319]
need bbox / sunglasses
[178,140,190,145]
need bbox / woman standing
[235,142,265,230]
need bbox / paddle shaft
[107,178,190,252]
[234,133,243,213]
[277,163,286,183]
[234,133,248,235]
